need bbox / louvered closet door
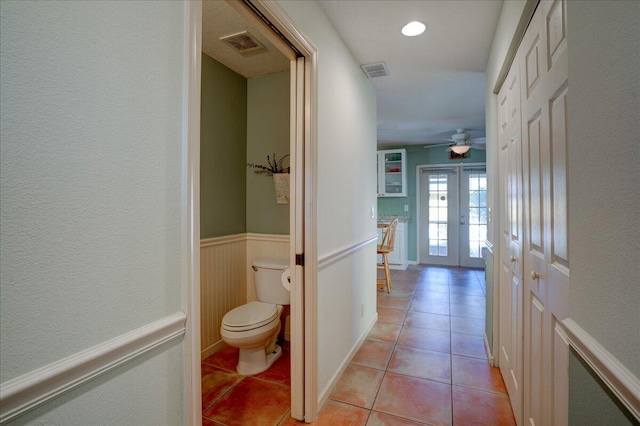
[520,1,570,425]
[498,63,523,425]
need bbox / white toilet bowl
[221,302,283,375]
[220,259,290,375]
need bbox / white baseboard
[0,312,186,424]
[562,318,640,421]
[484,332,495,367]
[317,313,378,410]
[408,261,419,266]
[201,340,227,361]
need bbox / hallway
[202,265,514,425]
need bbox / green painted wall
[200,53,247,239]
[569,349,637,425]
[246,71,290,235]
[378,145,486,262]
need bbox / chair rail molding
[562,318,640,420]
[318,235,378,270]
[0,312,187,424]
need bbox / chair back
[379,217,398,252]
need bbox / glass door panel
[419,169,459,266]
[460,170,487,268]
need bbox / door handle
[531,270,541,280]
[509,256,518,263]
[460,222,466,225]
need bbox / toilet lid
[222,301,279,331]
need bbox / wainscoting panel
[200,235,247,360]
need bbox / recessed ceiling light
[402,21,426,37]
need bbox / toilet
[220,258,290,375]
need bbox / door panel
[498,65,523,425]
[520,2,570,425]
[420,169,459,266]
[460,169,488,268]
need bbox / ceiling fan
[424,129,486,154]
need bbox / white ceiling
[202,0,289,79]
[318,0,502,147]
[203,0,502,149]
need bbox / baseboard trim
[201,340,227,361]
[0,311,186,424]
[317,313,378,410]
[562,318,640,420]
[484,332,495,367]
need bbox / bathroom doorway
[185,1,318,423]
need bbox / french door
[419,164,487,268]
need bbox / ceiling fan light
[451,145,471,154]
[401,21,426,37]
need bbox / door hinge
[295,253,305,266]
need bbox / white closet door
[498,63,523,425]
[520,1,570,425]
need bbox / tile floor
[201,265,515,426]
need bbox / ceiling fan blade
[424,143,451,149]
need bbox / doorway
[418,164,487,268]
[184,1,319,423]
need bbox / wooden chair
[377,217,398,293]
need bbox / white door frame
[416,162,487,267]
[182,1,319,423]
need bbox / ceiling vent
[220,31,265,54]
[361,62,390,78]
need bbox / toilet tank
[253,258,290,305]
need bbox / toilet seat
[222,301,279,332]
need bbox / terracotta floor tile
[202,417,219,425]
[404,311,450,332]
[330,364,385,409]
[372,372,452,425]
[201,364,243,410]
[451,316,485,336]
[409,299,449,315]
[202,345,240,372]
[203,377,290,426]
[416,281,450,293]
[392,279,420,290]
[379,286,415,298]
[450,303,486,319]
[377,295,412,310]
[451,355,507,394]
[412,290,450,304]
[367,411,428,425]
[292,400,370,426]
[352,340,394,370]
[377,306,408,325]
[397,327,450,353]
[453,386,516,425]
[368,322,402,343]
[255,347,291,387]
[387,346,451,383]
[451,333,487,359]
[449,286,485,296]
[450,293,486,307]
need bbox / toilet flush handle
[252,266,258,271]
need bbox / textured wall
[246,71,290,235]
[0,0,185,422]
[567,0,640,397]
[200,53,247,239]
